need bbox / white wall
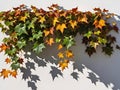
[0,0,120,90]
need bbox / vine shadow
[20,15,120,90]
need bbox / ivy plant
[0,4,119,78]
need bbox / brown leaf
[10,70,17,78]
[5,58,11,64]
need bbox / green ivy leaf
[33,31,43,40]
[62,36,75,49]
[94,30,101,35]
[5,48,17,56]
[40,23,46,28]
[33,43,45,54]
[16,40,26,49]
[84,31,93,38]
[28,17,37,29]
[98,37,107,44]
[102,43,113,56]
[55,38,61,43]
[15,23,28,36]
[5,21,13,26]
[11,62,20,70]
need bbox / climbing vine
[0,4,119,78]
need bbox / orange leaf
[15,10,21,16]
[10,70,17,78]
[56,23,66,33]
[59,60,69,70]
[78,15,88,23]
[69,20,77,29]
[93,19,106,29]
[58,44,63,50]
[0,69,10,79]
[50,27,54,35]
[44,30,50,37]
[0,44,8,52]
[57,52,64,59]
[5,58,11,64]
[46,38,54,46]
[65,50,74,58]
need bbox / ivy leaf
[40,23,46,28]
[38,16,46,23]
[32,31,43,40]
[84,31,93,39]
[45,38,54,46]
[98,37,107,44]
[5,58,11,64]
[102,43,113,56]
[43,30,50,37]
[85,46,96,56]
[53,17,59,26]
[0,69,10,79]
[93,19,106,29]
[5,21,13,26]
[20,16,27,22]
[28,17,37,29]
[56,23,67,33]
[94,30,101,35]
[55,38,61,43]
[90,41,99,49]
[62,36,75,49]
[58,44,63,50]
[65,50,74,58]
[69,20,77,29]
[59,60,69,70]
[57,52,64,59]
[11,62,20,70]
[33,43,45,54]
[15,23,27,36]
[16,40,26,49]
[5,47,17,56]
[10,70,17,78]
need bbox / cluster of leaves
[0,4,119,78]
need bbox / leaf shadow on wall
[21,16,120,90]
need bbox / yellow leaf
[94,30,101,35]
[59,60,69,70]
[0,69,10,79]
[20,16,27,22]
[90,41,99,49]
[81,17,88,23]
[65,50,73,58]
[58,44,63,50]
[46,38,54,46]
[57,52,64,59]
[10,70,17,78]
[5,58,11,64]
[69,20,77,29]
[56,23,67,33]
[39,16,46,23]
[44,30,50,37]
[53,17,59,26]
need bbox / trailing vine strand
[0,4,119,78]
